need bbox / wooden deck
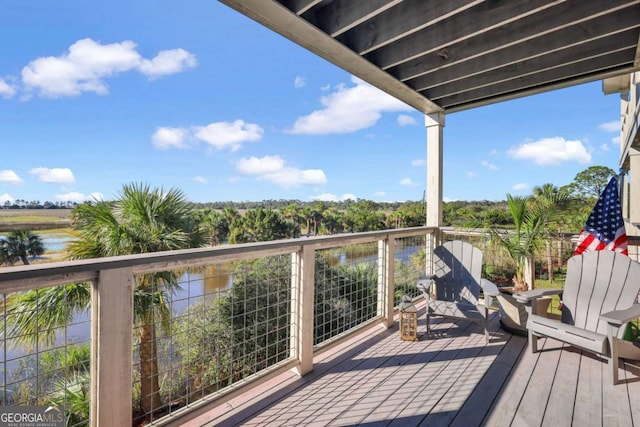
[184,310,640,427]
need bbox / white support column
[620,170,629,220]
[629,148,640,229]
[378,237,395,328]
[91,267,134,427]
[425,112,444,228]
[425,112,444,274]
[292,245,315,376]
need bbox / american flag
[574,177,628,256]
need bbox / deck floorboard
[188,309,639,427]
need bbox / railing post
[291,245,315,376]
[425,230,439,275]
[91,267,133,427]
[379,237,395,327]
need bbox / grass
[534,270,567,316]
[0,209,72,232]
[0,209,72,219]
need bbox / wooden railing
[0,227,436,426]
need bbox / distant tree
[394,201,425,227]
[199,209,230,245]
[343,200,386,232]
[564,165,616,199]
[1,229,45,265]
[228,208,297,244]
[321,208,345,234]
[281,203,304,235]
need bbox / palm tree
[1,229,45,265]
[1,184,204,417]
[531,184,570,282]
[199,209,229,246]
[488,195,549,291]
[281,203,303,235]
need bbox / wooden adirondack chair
[417,240,499,343]
[515,250,640,384]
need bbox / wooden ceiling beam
[408,14,640,93]
[334,0,482,54]
[389,0,639,83]
[437,49,636,110]
[365,0,562,70]
[279,0,324,16]
[303,0,401,38]
[425,31,639,100]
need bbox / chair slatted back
[561,251,640,335]
[433,241,482,305]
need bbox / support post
[292,245,315,376]
[629,148,640,228]
[425,112,445,274]
[91,267,134,427]
[379,237,395,327]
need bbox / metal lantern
[399,295,418,341]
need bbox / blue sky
[0,1,623,205]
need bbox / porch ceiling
[219,0,640,114]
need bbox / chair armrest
[600,304,640,326]
[480,279,500,297]
[417,274,438,291]
[514,288,563,304]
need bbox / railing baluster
[91,267,134,427]
[379,237,395,327]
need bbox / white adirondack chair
[417,240,499,343]
[515,250,640,384]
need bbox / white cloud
[512,183,530,191]
[600,144,610,152]
[507,137,591,166]
[138,48,196,79]
[320,84,331,91]
[236,155,285,175]
[21,38,196,98]
[481,160,498,170]
[443,196,458,202]
[310,193,338,201]
[0,78,17,99]
[0,193,14,204]
[0,170,23,184]
[287,76,413,134]
[400,178,419,187]
[465,170,477,178]
[397,114,417,126]
[55,191,102,202]
[236,155,327,187]
[294,76,307,89]
[194,120,263,152]
[599,120,620,132]
[411,159,426,167]
[152,127,188,150]
[310,193,356,202]
[193,176,208,184]
[374,191,387,197]
[262,169,327,187]
[612,136,620,145]
[29,167,75,184]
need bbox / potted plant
[473,192,567,334]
